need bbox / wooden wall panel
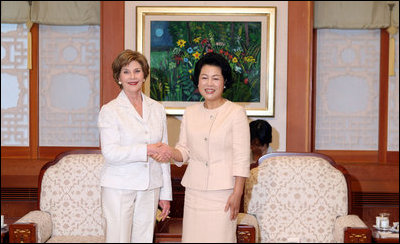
[378,29,389,163]
[100,1,125,106]
[286,1,313,152]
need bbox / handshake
[147,142,173,162]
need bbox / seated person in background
[250,119,272,169]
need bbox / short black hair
[250,120,272,147]
[192,52,233,91]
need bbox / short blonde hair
[112,49,150,88]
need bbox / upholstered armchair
[9,150,105,243]
[240,152,371,243]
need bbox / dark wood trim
[9,223,37,243]
[286,1,314,152]
[30,23,39,159]
[37,147,100,159]
[315,150,378,164]
[378,29,389,164]
[100,1,125,106]
[387,151,399,164]
[1,147,31,159]
[311,29,318,152]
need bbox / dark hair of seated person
[250,119,272,169]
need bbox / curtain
[1,1,30,24]
[1,1,100,25]
[314,1,398,29]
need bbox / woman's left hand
[158,200,171,221]
[224,192,242,220]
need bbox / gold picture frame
[136,6,276,116]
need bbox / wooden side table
[371,229,399,243]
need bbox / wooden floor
[154,218,183,243]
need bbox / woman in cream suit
[167,52,250,242]
[98,50,172,243]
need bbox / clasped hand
[148,142,172,162]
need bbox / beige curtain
[1,1,99,70]
[1,1,100,25]
[314,1,399,29]
[1,1,31,23]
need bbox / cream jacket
[176,101,250,190]
[98,91,172,200]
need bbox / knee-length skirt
[181,187,236,243]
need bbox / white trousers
[101,187,160,243]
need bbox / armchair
[9,150,105,243]
[240,152,371,243]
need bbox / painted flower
[232,57,238,63]
[177,39,186,48]
[184,58,189,63]
[234,66,242,73]
[245,56,256,63]
[193,37,201,43]
[187,47,193,54]
[169,62,176,69]
[244,78,249,85]
[201,39,208,45]
[219,49,224,54]
[192,51,201,59]
[174,55,183,64]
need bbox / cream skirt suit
[98,91,172,242]
[175,101,250,243]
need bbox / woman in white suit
[166,53,250,242]
[98,50,172,243]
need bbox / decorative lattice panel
[387,33,399,151]
[39,25,100,146]
[315,29,380,150]
[1,24,29,146]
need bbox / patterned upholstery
[39,153,105,241]
[244,154,349,243]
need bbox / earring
[224,85,226,89]
[118,81,122,85]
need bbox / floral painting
[136,6,276,116]
[149,21,262,103]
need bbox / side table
[371,229,399,243]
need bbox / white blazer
[97,91,172,200]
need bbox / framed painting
[136,6,276,116]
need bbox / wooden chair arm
[237,224,256,243]
[9,223,37,243]
[344,227,372,243]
